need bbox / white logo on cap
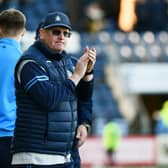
[55,15,61,22]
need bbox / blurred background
[1,0,168,167]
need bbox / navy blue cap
[42,12,72,30]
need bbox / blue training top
[0,38,22,137]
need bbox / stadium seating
[17,0,66,31]
[108,30,168,63]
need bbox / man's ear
[21,28,26,37]
[39,28,45,40]
[0,27,3,37]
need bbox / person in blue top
[11,11,96,168]
[0,8,26,168]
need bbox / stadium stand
[0,0,67,31]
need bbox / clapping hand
[86,47,96,73]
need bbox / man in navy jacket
[12,11,96,168]
[34,20,93,168]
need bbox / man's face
[40,27,71,53]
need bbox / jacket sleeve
[76,79,94,126]
[17,61,76,111]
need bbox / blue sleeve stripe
[24,75,49,91]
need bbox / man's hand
[69,47,90,85]
[83,47,96,81]
[76,124,88,147]
[86,47,96,73]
